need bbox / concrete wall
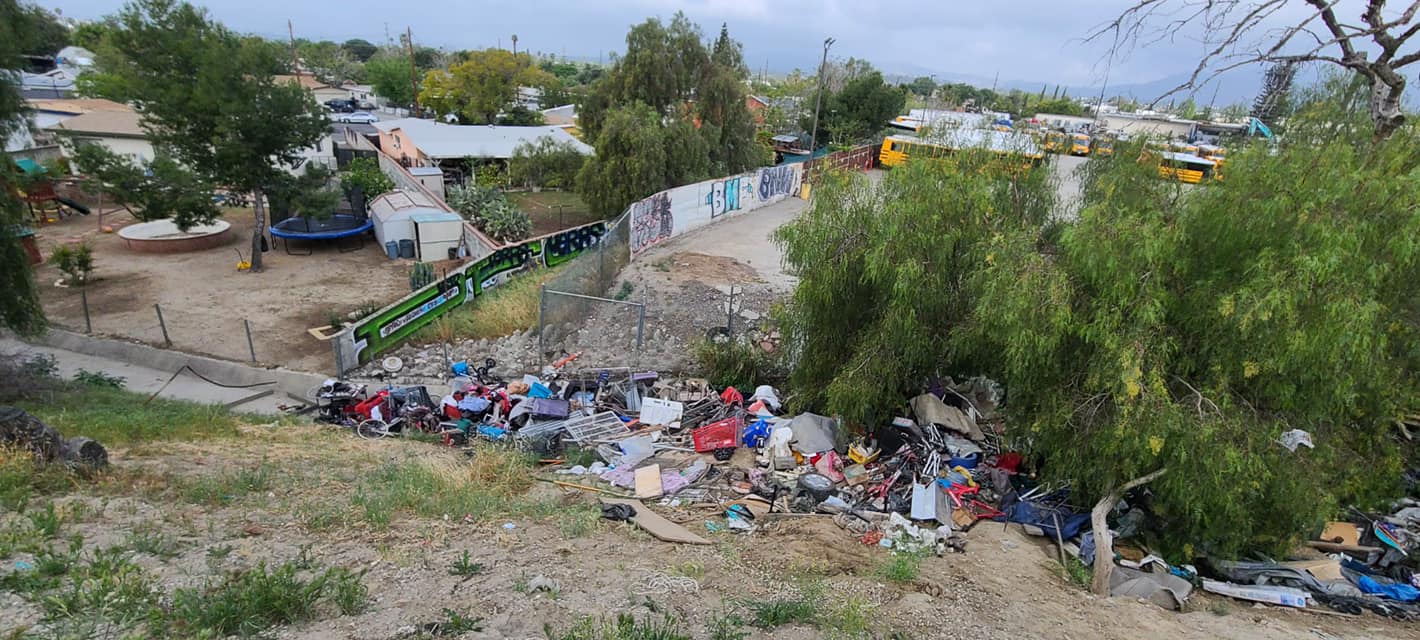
[629,163,802,257]
[65,135,154,162]
[378,127,427,167]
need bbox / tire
[356,419,389,439]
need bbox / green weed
[876,551,924,584]
[706,613,748,640]
[669,561,705,580]
[206,544,234,559]
[823,596,875,638]
[166,561,363,637]
[421,608,483,635]
[693,337,783,391]
[746,575,825,629]
[40,547,158,631]
[126,525,180,559]
[549,613,690,640]
[73,369,125,388]
[1058,556,1092,589]
[178,460,275,506]
[27,502,64,539]
[614,281,634,301]
[18,385,244,446]
[447,550,484,577]
[408,264,568,343]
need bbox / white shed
[368,190,449,257]
[411,211,464,262]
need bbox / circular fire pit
[118,219,232,254]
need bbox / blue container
[384,241,398,259]
[398,238,415,259]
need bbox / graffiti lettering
[630,192,673,255]
[706,177,745,218]
[758,165,797,201]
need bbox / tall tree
[15,2,69,57]
[0,0,47,335]
[86,0,329,272]
[297,40,360,87]
[363,53,417,107]
[577,102,709,218]
[908,75,937,98]
[1091,0,1420,140]
[804,68,906,146]
[1251,61,1298,126]
[419,49,556,124]
[341,38,377,62]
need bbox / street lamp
[808,37,835,159]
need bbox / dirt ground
[507,191,600,238]
[0,423,1407,640]
[32,206,408,372]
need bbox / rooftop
[48,110,146,138]
[372,118,594,159]
[28,98,131,115]
[274,73,330,91]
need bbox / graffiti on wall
[630,191,673,255]
[706,176,755,218]
[757,165,798,201]
[348,221,607,364]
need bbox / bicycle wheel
[356,419,390,439]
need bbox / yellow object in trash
[848,443,880,465]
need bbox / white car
[335,111,377,124]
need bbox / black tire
[356,419,389,439]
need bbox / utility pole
[406,26,420,118]
[287,19,298,74]
[808,37,834,157]
[511,34,518,56]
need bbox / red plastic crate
[693,416,741,452]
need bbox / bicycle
[355,404,442,439]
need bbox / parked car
[335,111,378,124]
[323,98,358,113]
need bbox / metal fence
[534,213,635,357]
[47,292,286,365]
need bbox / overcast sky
[36,0,1327,96]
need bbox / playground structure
[19,177,90,224]
[269,213,374,255]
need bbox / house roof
[541,104,577,126]
[274,73,330,91]
[48,110,146,138]
[28,98,131,116]
[369,189,439,218]
[748,95,770,107]
[371,118,594,159]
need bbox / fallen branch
[1091,467,1168,597]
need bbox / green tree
[509,137,585,189]
[364,53,417,107]
[340,157,394,204]
[420,48,554,124]
[72,18,117,50]
[805,68,906,146]
[908,76,937,98]
[776,82,1416,592]
[577,102,709,218]
[341,38,377,62]
[297,40,360,87]
[15,2,69,56]
[70,144,220,229]
[0,0,48,334]
[86,0,330,272]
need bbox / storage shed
[411,211,464,261]
[368,190,448,258]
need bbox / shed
[411,211,464,262]
[407,165,446,200]
[368,189,446,254]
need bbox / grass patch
[1058,555,1093,589]
[177,460,277,506]
[876,551,924,584]
[418,608,484,636]
[548,613,690,640]
[18,385,246,446]
[408,263,567,343]
[349,443,587,530]
[706,613,748,640]
[0,447,84,512]
[126,525,180,559]
[167,561,365,637]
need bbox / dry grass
[410,263,567,343]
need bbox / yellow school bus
[879,131,1044,170]
[1091,135,1115,157]
[1196,144,1226,167]
[1156,151,1218,184]
[1043,130,1067,154]
[1069,133,1091,156]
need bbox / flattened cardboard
[601,498,710,544]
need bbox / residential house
[45,104,155,162]
[275,73,351,104]
[746,94,769,125]
[372,118,592,169]
[540,104,582,139]
[7,98,129,164]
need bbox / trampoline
[269,214,373,255]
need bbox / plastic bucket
[384,241,398,259]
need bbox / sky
[35,0,1342,103]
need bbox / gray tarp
[910,393,984,441]
[787,413,839,454]
[1110,566,1193,610]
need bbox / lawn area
[507,190,601,236]
[410,263,568,344]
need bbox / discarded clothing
[748,385,782,411]
[602,503,636,521]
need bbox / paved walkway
[1,336,293,415]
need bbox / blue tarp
[994,493,1092,540]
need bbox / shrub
[340,157,394,203]
[49,243,94,285]
[693,337,784,392]
[509,137,586,190]
[482,198,532,242]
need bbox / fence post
[243,319,257,362]
[537,285,546,357]
[332,335,345,380]
[81,288,91,334]
[154,304,171,346]
[726,286,736,338]
[636,294,646,350]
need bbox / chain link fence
[535,214,637,358]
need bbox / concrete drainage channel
[13,328,329,415]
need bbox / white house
[371,118,593,168]
[47,108,155,162]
